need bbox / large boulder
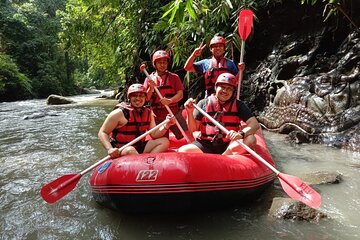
[269,197,328,222]
[82,87,101,94]
[239,1,360,152]
[301,171,343,185]
[46,94,75,105]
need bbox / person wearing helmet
[144,50,194,141]
[98,83,176,158]
[184,35,244,98]
[178,73,259,155]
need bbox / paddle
[140,64,191,143]
[40,118,170,204]
[193,104,322,208]
[237,9,253,100]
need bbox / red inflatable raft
[90,129,276,212]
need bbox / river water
[1,94,359,240]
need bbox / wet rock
[23,112,59,120]
[269,197,328,222]
[287,130,311,144]
[82,87,101,94]
[46,94,75,105]
[23,113,47,120]
[243,4,360,152]
[301,171,343,185]
[257,62,360,152]
[97,94,115,99]
[96,91,116,99]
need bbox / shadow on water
[87,188,340,240]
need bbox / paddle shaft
[80,118,170,176]
[193,104,322,208]
[236,41,245,100]
[40,118,170,203]
[141,67,191,143]
[193,104,280,175]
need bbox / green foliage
[301,0,318,5]
[1,0,357,101]
[300,0,358,29]
[58,0,168,89]
[154,0,263,67]
[0,54,32,101]
[162,0,198,25]
[301,0,340,5]
[0,0,74,100]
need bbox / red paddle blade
[238,9,254,41]
[278,173,322,208]
[40,173,81,203]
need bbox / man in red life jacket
[184,35,242,98]
[178,73,260,155]
[143,50,194,141]
[98,83,176,158]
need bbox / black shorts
[193,138,230,154]
[134,140,148,154]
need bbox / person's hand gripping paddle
[140,64,191,143]
[40,118,170,203]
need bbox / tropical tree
[58,0,171,89]
[2,0,358,101]
[58,0,285,92]
[0,0,72,100]
[0,54,32,101]
[301,0,359,29]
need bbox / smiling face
[129,92,146,108]
[215,83,235,103]
[210,43,225,58]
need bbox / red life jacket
[110,103,151,148]
[204,57,230,94]
[149,71,179,115]
[199,95,241,142]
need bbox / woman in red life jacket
[143,50,194,141]
[178,73,260,155]
[98,83,176,159]
[184,35,242,98]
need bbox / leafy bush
[0,54,33,101]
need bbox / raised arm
[184,42,206,72]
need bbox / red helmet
[209,36,226,48]
[127,83,146,98]
[215,73,237,88]
[152,50,170,65]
